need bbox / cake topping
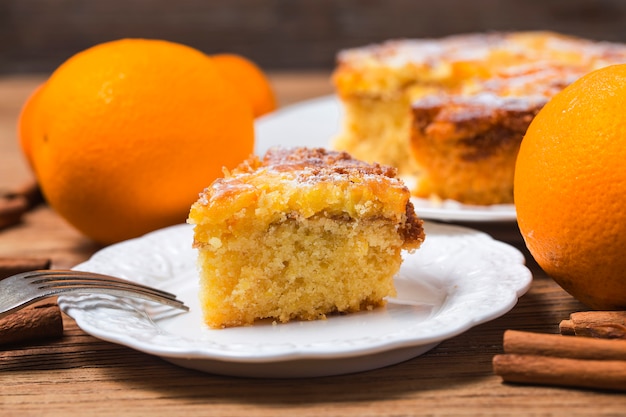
[216,147,404,191]
[338,31,626,71]
[191,147,422,246]
[260,147,398,178]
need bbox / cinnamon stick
[493,354,626,392]
[560,311,626,339]
[0,178,44,230]
[0,257,51,280]
[0,195,29,229]
[503,329,626,360]
[7,178,44,209]
[0,303,64,346]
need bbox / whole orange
[514,64,626,310]
[212,53,277,117]
[18,83,45,169]
[26,39,254,244]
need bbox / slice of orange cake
[188,147,425,328]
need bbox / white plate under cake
[59,221,531,378]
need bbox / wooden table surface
[1,73,625,417]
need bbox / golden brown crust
[411,94,544,161]
[399,201,423,244]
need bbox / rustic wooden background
[2,0,626,73]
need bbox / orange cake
[188,147,425,329]
[332,31,626,204]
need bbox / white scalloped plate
[255,95,517,222]
[59,221,531,378]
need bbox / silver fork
[0,269,189,318]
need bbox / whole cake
[188,147,425,329]
[332,31,626,204]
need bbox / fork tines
[25,270,178,298]
[20,269,188,311]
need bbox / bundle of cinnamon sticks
[493,311,626,392]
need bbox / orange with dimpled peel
[19,38,255,244]
[514,63,626,310]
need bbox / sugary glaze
[189,147,424,328]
